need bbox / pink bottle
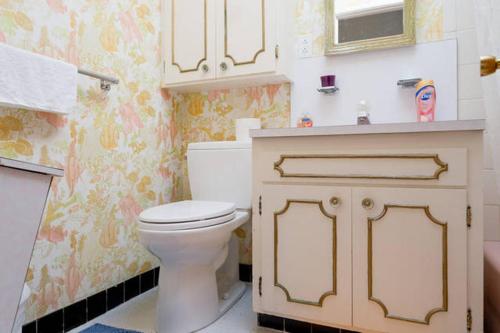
[415,80,436,122]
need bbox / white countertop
[0,157,64,177]
[250,120,485,138]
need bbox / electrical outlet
[297,35,313,58]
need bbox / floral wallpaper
[0,0,181,323]
[0,0,443,325]
[173,85,291,264]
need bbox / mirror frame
[325,0,416,55]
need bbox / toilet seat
[138,200,237,231]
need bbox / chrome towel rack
[77,68,119,91]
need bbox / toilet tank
[188,141,252,209]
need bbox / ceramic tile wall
[446,0,500,241]
[444,0,486,120]
[472,0,500,241]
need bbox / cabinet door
[259,184,352,327]
[163,0,216,84]
[215,0,277,78]
[352,188,468,333]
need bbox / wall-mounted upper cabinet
[163,0,217,84]
[162,0,294,91]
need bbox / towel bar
[78,68,119,91]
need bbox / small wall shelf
[397,78,422,88]
[317,86,340,95]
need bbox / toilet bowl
[138,141,252,333]
[139,201,248,332]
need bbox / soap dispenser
[357,100,371,125]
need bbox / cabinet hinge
[258,276,263,296]
[467,206,472,228]
[259,195,262,216]
[467,308,472,331]
[275,44,279,59]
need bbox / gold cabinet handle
[330,197,341,208]
[481,56,500,77]
[362,198,374,210]
[201,64,209,73]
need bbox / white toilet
[138,141,252,333]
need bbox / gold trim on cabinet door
[368,205,448,325]
[274,199,337,307]
[273,154,448,180]
[224,0,266,66]
[171,0,208,73]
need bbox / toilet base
[156,265,247,333]
[156,264,218,333]
[193,281,247,332]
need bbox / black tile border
[124,276,141,302]
[239,263,252,283]
[258,313,359,333]
[285,318,312,333]
[22,268,160,333]
[258,313,285,331]
[86,290,106,322]
[63,299,87,332]
[37,309,63,333]
[22,264,253,333]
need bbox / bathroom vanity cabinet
[161,0,295,91]
[251,121,484,333]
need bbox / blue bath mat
[79,323,142,333]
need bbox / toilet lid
[139,200,236,224]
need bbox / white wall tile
[458,63,483,100]
[483,169,500,205]
[458,98,485,120]
[457,0,477,30]
[484,205,500,241]
[443,32,457,41]
[484,134,495,170]
[457,29,479,65]
[291,40,458,125]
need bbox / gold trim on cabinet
[368,205,448,325]
[273,154,448,180]
[274,199,337,307]
[325,0,416,55]
[171,0,208,73]
[224,0,266,66]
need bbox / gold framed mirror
[325,0,416,55]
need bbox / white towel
[0,43,77,115]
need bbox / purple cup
[321,75,336,87]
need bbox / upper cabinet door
[215,0,277,78]
[163,0,216,84]
[352,187,468,333]
[259,184,352,328]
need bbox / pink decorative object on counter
[415,80,436,122]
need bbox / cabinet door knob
[330,197,341,208]
[201,64,209,73]
[362,198,374,210]
[220,62,228,71]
